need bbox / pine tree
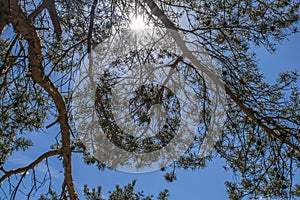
[0,0,299,199]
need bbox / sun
[130,16,148,30]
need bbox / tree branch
[0,150,61,184]
[28,1,47,19]
[0,0,10,34]
[0,18,8,35]
[44,0,62,40]
[87,0,98,53]
[0,0,58,74]
[144,0,300,153]
[4,1,78,199]
[224,87,300,152]
[86,0,98,84]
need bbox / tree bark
[0,1,78,199]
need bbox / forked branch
[0,1,78,199]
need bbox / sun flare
[130,16,148,30]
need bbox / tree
[0,0,299,199]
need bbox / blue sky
[74,32,300,200]
[3,22,300,200]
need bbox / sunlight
[130,16,148,30]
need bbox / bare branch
[44,0,62,40]
[0,150,61,184]
[28,1,47,19]
[87,0,98,53]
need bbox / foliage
[0,0,299,199]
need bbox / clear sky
[4,21,300,200]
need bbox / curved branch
[5,1,78,199]
[144,0,300,153]
[0,150,61,184]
